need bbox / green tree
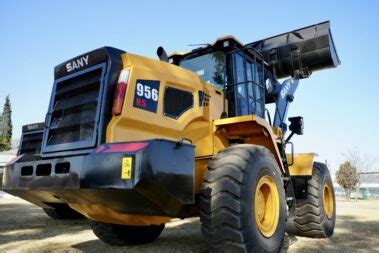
[0,136,6,151]
[336,161,359,201]
[0,95,12,150]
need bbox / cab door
[230,51,265,118]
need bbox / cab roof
[168,35,244,58]
[168,35,265,65]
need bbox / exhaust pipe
[157,46,169,62]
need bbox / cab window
[179,51,225,89]
[233,53,248,115]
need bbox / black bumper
[3,139,194,217]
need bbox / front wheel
[89,221,165,246]
[200,144,286,253]
[287,162,336,238]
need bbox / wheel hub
[254,175,280,238]
[323,183,334,219]
[256,191,265,221]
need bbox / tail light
[112,69,130,116]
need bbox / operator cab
[169,36,270,119]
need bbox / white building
[333,172,379,199]
[0,149,17,168]
[0,149,17,198]
[359,172,379,198]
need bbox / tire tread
[290,162,335,238]
[200,144,284,252]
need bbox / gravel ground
[0,193,378,253]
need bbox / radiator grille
[19,132,43,155]
[45,66,104,150]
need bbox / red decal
[141,99,147,108]
[95,145,107,153]
[96,142,149,153]
[7,156,21,165]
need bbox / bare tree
[343,147,378,201]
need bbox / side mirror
[288,116,304,135]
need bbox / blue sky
[0,0,378,172]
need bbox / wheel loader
[2,21,339,252]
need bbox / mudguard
[287,153,318,176]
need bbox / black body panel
[44,64,106,153]
[43,47,125,157]
[3,139,195,218]
[248,21,340,79]
[22,122,44,133]
[18,122,45,156]
[55,48,119,79]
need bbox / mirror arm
[285,131,295,143]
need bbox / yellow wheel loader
[3,21,339,252]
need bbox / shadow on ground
[283,214,379,253]
[0,202,88,246]
[1,198,378,252]
[72,214,379,253]
[72,220,207,253]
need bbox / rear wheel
[287,162,336,238]
[43,204,83,220]
[200,144,286,253]
[89,221,165,246]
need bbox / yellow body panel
[72,53,286,226]
[69,203,171,226]
[213,115,285,173]
[73,53,225,225]
[272,127,283,139]
[287,153,317,176]
[106,53,224,158]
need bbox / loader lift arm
[272,77,300,134]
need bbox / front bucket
[248,21,340,78]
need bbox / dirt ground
[0,194,378,253]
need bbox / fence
[334,185,379,200]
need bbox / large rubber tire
[43,205,83,220]
[200,144,286,253]
[89,221,165,246]
[287,162,336,238]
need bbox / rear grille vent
[164,87,193,119]
[45,65,104,151]
[19,132,43,155]
[36,164,52,176]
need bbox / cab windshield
[179,51,225,89]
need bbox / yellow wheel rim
[323,182,334,219]
[254,175,280,238]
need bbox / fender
[287,153,318,176]
[213,115,285,173]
